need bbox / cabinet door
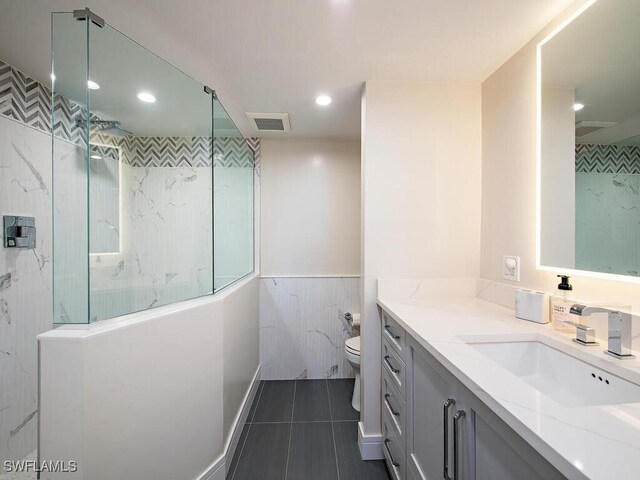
[472,404,566,480]
[407,338,458,480]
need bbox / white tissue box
[515,289,549,324]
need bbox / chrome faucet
[570,304,636,359]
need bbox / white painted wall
[260,138,361,276]
[481,0,640,315]
[39,275,260,480]
[360,81,482,452]
[222,276,259,437]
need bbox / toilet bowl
[345,335,361,412]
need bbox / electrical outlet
[502,255,520,282]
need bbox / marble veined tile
[260,277,360,380]
[576,173,640,276]
[0,116,52,468]
[90,165,213,321]
[0,449,36,480]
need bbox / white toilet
[345,335,361,412]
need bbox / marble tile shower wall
[260,277,360,380]
[89,165,215,321]
[574,144,640,276]
[0,61,52,469]
[575,172,640,275]
[88,137,258,321]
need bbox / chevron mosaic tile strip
[0,57,260,168]
[214,136,256,168]
[576,144,640,174]
[90,144,120,162]
[52,95,90,144]
[0,59,51,132]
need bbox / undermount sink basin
[467,340,640,407]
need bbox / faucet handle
[606,311,636,359]
[565,320,599,346]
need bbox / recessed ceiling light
[87,80,100,90]
[90,154,101,160]
[137,91,156,103]
[316,95,332,106]
[573,103,585,112]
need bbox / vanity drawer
[383,411,406,480]
[382,367,406,445]
[382,310,406,360]
[382,338,406,398]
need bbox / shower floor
[0,450,37,480]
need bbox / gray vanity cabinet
[381,309,567,480]
[465,394,566,480]
[406,335,473,480]
[405,334,564,480]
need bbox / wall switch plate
[502,255,520,282]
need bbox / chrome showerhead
[76,118,132,137]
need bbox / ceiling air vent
[575,120,617,137]
[246,112,291,132]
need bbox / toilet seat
[345,336,360,356]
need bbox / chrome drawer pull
[384,393,400,416]
[384,355,401,374]
[384,438,400,467]
[385,323,401,340]
[443,399,455,480]
[453,410,466,480]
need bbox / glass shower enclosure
[52,9,255,324]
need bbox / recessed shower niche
[52,9,256,324]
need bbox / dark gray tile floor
[227,379,390,480]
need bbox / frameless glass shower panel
[86,20,214,321]
[52,9,255,324]
[213,100,255,291]
[52,12,90,324]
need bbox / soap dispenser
[550,275,575,332]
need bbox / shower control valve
[3,216,36,249]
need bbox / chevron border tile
[90,144,120,162]
[576,144,640,174]
[0,59,51,133]
[1,57,260,169]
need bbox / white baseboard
[197,365,262,480]
[358,422,383,460]
[224,365,263,472]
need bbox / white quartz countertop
[377,295,640,480]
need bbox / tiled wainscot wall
[259,276,360,380]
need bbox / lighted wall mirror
[538,0,640,281]
[89,143,122,255]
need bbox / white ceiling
[542,0,640,145]
[0,0,576,139]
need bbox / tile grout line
[326,379,341,480]
[228,381,264,480]
[284,380,297,480]
[247,419,358,425]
